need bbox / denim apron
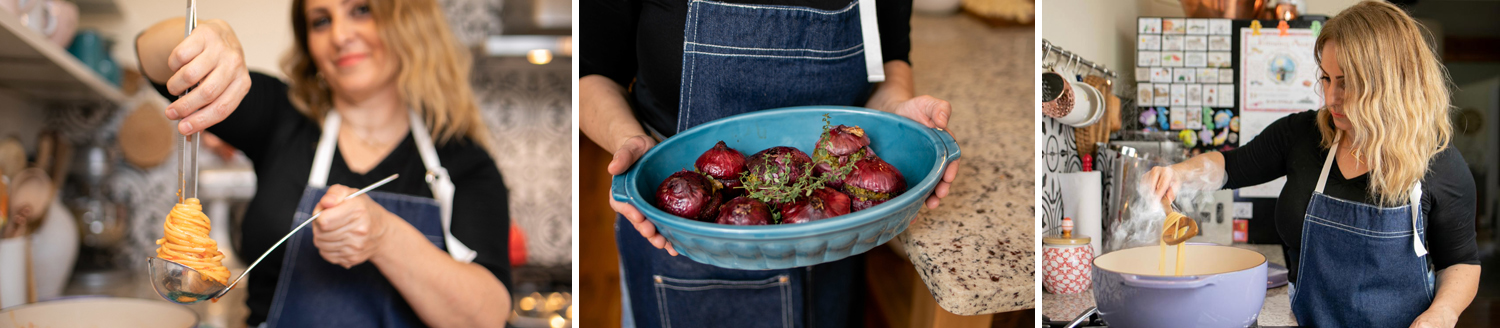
[264,110,479,327]
[1290,134,1434,327]
[618,0,877,327]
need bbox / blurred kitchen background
[0,0,573,327]
[1040,0,1499,327]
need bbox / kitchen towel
[1058,171,1103,254]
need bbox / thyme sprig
[742,160,824,205]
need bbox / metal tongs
[178,0,199,204]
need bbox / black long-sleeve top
[154,72,512,325]
[1222,110,1478,283]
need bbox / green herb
[742,160,825,205]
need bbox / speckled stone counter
[896,14,1035,316]
[1040,244,1298,326]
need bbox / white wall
[1040,0,1141,83]
[79,0,295,79]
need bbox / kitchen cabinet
[0,0,125,105]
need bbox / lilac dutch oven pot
[1092,244,1268,328]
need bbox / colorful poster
[1204,84,1221,106]
[1187,84,1203,107]
[1208,52,1232,68]
[1154,84,1172,106]
[1219,84,1236,107]
[1185,35,1208,51]
[1170,106,1187,129]
[1208,35,1232,51]
[1187,19,1209,35]
[1140,18,1162,34]
[1197,69,1218,85]
[1170,84,1186,106]
[1162,51,1185,67]
[1151,67,1173,83]
[1185,52,1208,67]
[1139,51,1160,66]
[1138,35,1161,50]
[1164,18,1186,34]
[1138,83,1154,105]
[1209,19,1232,35]
[1163,35,1185,51]
[1240,28,1322,110]
[1174,68,1195,83]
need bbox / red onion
[817,125,870,157]
[655,170,723,221]
[780,187,852,224]
[695,141,747,198]
[715,196,773,226]
[811,125,873,190]
[843,153,906,211]
[745,146,812,188]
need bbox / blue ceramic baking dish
[610,106,961,270]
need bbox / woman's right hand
[160,19,252,136]
[1142,165,1179,208]
[608,135,679,256]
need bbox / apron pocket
[654,274,794,328]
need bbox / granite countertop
[1040,244,1299,326]
[895,14,1035,315]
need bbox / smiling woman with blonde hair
[135,0,513,326]
[1143,1,1479,327]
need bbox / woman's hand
[608,135,680,256]
[890,95,960,209]
[1410,307,1459,328]
[311,184,393,268]
[161,19,252,136]
[1141,165,1179,207]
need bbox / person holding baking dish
[580,0,960,325]
[1142,2,1478,327]
[133,0,513,326]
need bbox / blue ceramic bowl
[611,106,960,270]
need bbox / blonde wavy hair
[1315,0,1452,206]
[283,0,492,149]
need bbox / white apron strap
[1314,134,1339,194]
[308,112,342,187]
[857,0,884,82]
[407,110,479,263]
[1410,182,1427,257]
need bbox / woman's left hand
[1410,308,1459,328]
[311,184,393,269]
[889,95,960,209]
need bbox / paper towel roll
[0,237,27,308]
[1058,172,1103,254]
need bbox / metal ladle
[148,173,399,304]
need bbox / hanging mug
[1042,71,1074,118]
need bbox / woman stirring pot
[135,0,513,326]
[1143,2,1479,327]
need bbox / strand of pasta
[1160,211,1198,276]
[155,198,229,285]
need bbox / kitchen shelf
[0,8,126,104]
